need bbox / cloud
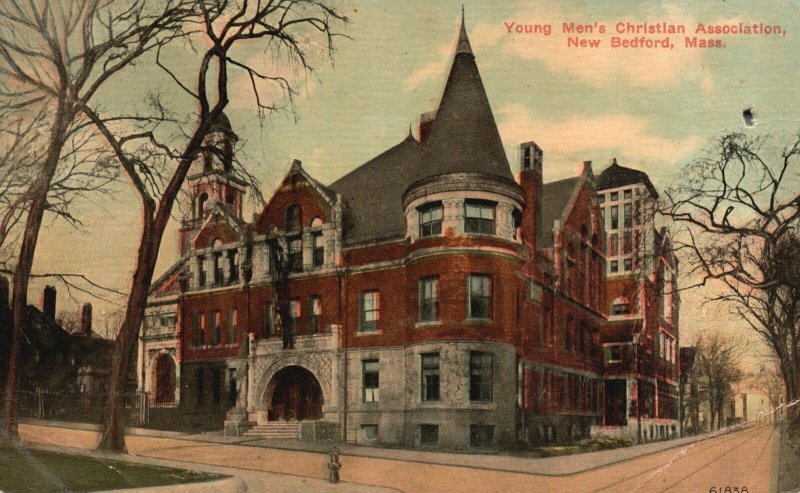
[497,103,704,176]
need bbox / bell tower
[179,112,248,255]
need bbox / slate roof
[329,134,423,245]
[417,18,514,183]
[537,177,580,248]
[596,160,658,198]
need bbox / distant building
[140,15,680,449]
[0,279,131,421]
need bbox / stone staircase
[243,421,302,440]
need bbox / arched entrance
[266,366,323,421]
[154,355,176,404]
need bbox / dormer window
[285,204,301,232]
[464,200,495,235]
[418,202,443,237]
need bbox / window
[468,275,492,319]
[419,425,439,447]
[288,236,303,272]
[598,194,605,204]
[312,232,324,267]
[210,311,220,345]
[623,231,632,254]
[362,360,379,402]
[624,189,632,200]
[421,353,440,402]
[610,192,619,202]
[609,234,619,256]
[576,324,584,356]
[227,308,237,344]
[264,303,276,337]
[198,256,207,287]
[285,204,301,231]
[469,352,492,402]
[607,346,622,363]
[288,300,300,335]
[624,258,633,272]
[419,277,438,322]
[194,312,204,346]
[418,202,443,237]
[610,260,619,273]
[612,302,628,315]
[469,425,494,448]
[464,200,495,234]
[362,424,378,444]
[359,291,380,332]
[228,250,239,282]
[610,205,619,229]
[228,368,238,407]
[308,296,321,334]
[623,203,632,228]
[213,252,224,285]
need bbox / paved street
[19,421,776,492]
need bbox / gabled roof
[596,159,658,198]
[537,177,580,248]
[329,133,422,245]
[417,16,513,183]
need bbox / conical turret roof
[417,15,513,182]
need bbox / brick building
[138,16,679,448]
[595,161,681,441]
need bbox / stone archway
[154,354,176,404]
[265,365,323,421]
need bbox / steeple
[456,7,473,55]
[416,12,514,183]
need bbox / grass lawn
[0,446,221,493]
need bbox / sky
[29,0,800,364]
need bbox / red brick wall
[253,174,330,234]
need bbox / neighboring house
[140,15,680,449]
[595,162,681,441]
[0,280,131,421]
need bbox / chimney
[80,303,92,336]
[519,141,544,253]
[42,285,56,320]
[419,111,436,145]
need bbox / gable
[194,220,239,249]
[254,166,334,234]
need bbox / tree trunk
[2,103,70,438]
[97,218,157,451]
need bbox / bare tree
[55,310,80,335]
[663,131,800,425]
[0,0,194,438]
[82,0,347,452]
[694,332,743,431]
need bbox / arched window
[285,204,301,231]
[310,216,323,228]
[197,192,209,218]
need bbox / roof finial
[612,157,618,165]
[408,124,414,139]
[456,6,473,55]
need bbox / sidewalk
[20,418,749,477]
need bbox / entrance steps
[243,421,302,440]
